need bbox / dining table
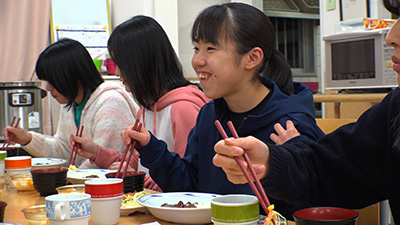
[0,176,295,225]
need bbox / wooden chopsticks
[1,117,21,151]
[214,120,271,213]
[115,118,142,179]
[68,125,84,168]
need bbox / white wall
[110,0,257,79]
[319,0,390,92]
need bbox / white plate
[138,192,221,224]
[31,158,67,170]
[67,169,116,184]
[120,205,148,216]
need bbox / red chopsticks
[214,120,271,213]
[115,118,142,179]
[68,125,84,168]
[1,117,21,151]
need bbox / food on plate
[34,162,51,165]
[263,205,286,225]
[85,174,100,178]
[68,165,78,171]
[121,191,150,208]
[161,201,198,208]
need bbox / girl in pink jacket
[71,16,210,191]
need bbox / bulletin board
[50,0,111,58]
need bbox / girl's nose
[192,52,206,67]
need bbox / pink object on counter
[105,58,116,75]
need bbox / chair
[315,118,356,134]
[316,118,380,225]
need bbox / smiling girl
[120,3,323,219]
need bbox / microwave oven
[324,28,398,90]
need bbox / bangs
[191,5,233,45]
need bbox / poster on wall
[50,0,111,59]
[54,25,109,58]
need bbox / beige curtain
[0,0,52,135]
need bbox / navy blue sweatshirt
[265,88,400,223]
[138,78,324,219]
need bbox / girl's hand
[270,120,300,145]
[121,124,150,148]
[108,162,135,172]
[69,134,99,161]
[213,136,270,184]
[3,126,32,145]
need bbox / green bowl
[211,194,259,224]
[93,59,103,71]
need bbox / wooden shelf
[314,93,389,119]
[314,93,387,103]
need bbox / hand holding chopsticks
[116,119,143,179]
[2,117,21,150]
[214,120,271,214]
[68,126,84,168]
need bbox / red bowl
[293,207,359,225]
[85,178,123,198]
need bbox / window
[269,17,319,76]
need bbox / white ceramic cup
[45,193,91,225]
[5,156,32,188]
[85,178,123,225]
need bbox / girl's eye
[193,47,199,51]
[207,46,216,51]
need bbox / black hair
[35,38,104,109]
[108,15,192,109]
[191,3,293,95]
[383,0,400,15]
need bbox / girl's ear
[244,47,263,70]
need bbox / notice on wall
[341,0,367,21]
[327,0,336,11]
[54,24,109,59]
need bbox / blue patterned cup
[45,193,91,225]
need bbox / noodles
[121,191,149,208]
[263,205,287,225]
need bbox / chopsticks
[68,125,84,168]
[115,118,143,179]
[1,117,21,151]
[214,120,271,213]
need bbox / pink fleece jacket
[94,85,210,191]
